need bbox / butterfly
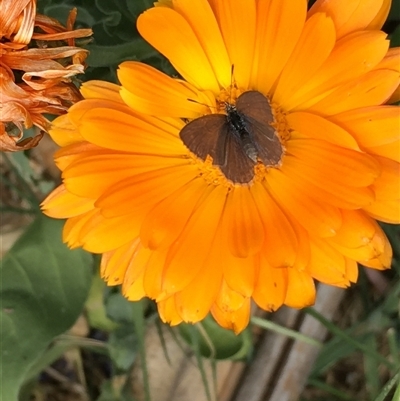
[179,90,283,184]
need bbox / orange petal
[367,141,400,163]
[174,242,223,323]
[221,251,258,298]
[287,111,360,151]
[281,153,375,209]
[212,0,256,88]
[211,296,251,334]
[172,0,232,88]
[287,139,380,188]
[80,80,123,103]
[370,156,400,201]
[284,268,316,308]
[251,0,307,94]
[161,184,228,297]
[101,239,141,286]
[267,166,342,238]
[78,108,187,155]
[221,186,265,258]
[76,211,142,253]
[309,0,388,39]
[137,6,220,92]
[118,61,209,118]
[95,164,197,218]
[41,184,94,218]
[252,256,288,311]
[306,237,350,287]
[63,153,191,199]
[287,31,389,110]
[252,181,298,267]
[140,177,208,250]
[158,296,184,326]
[306,69,400,115]
[331,106,400,148]
[215,279,247,312]
[273,13,336,107]
[49,114,84,147]
[364,200,400,224]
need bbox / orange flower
[0,0,92,151]
[42,0,399,333]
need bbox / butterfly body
[225,103,258,163]
[180,90,283,184]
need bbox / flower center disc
[180,90,283,184]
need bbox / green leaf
[178,315,253,360]
[0,215,92,401]
[85,40,159,68]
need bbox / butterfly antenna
[228,64,237,105]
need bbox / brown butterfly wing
[220,127,256,184]
[236,91,283,166]
[179,114,227,163]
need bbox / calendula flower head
[42,0,400,333]
[0,0,92,152]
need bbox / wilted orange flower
[42,0,400,333]
[0,0,92,151]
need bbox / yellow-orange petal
[331,106,400,148]
[137,6,220,92]
[95,164,197,218]
[101,239,142,286]
[345,258,359,283]
[377,48,400,103]
[370,156,400,201]
[368,0,392,30]
[287,112,360,151]
[172,0,232,88]
[78,108,187,155]
[367,141,400,163]
[161,184,228,296]
[309,0,387,39]
[63,153,190,199]
[306,237,350,287]
[273,13,336,107]
[123,269,146,301]
[140,177,208,250]
[252,256,288,311]
[118,61,210,118]
[267,166,342,238]
[211,296,251,334]
[62,209,98,249]
[280,153,375,209]
[286,31,389,110]
[80,80,123,103]
[221,249,258,298]
[284,268,316,308]
[332,209,378,248]
[215,279,247,312]
[364,200,400,223]
[211,0,256,88]
[359,223,393,269]
[251,0,306,94]
[252,181,298,267]
[174,243,223,323]
[306,69,400,115]
[73,211,142,253]
[288,139,380,188]
[143,250,168,300]
[221,186,265,258]
[158,296,184,326]
[49,114,84,147]
[41,184,94,218]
